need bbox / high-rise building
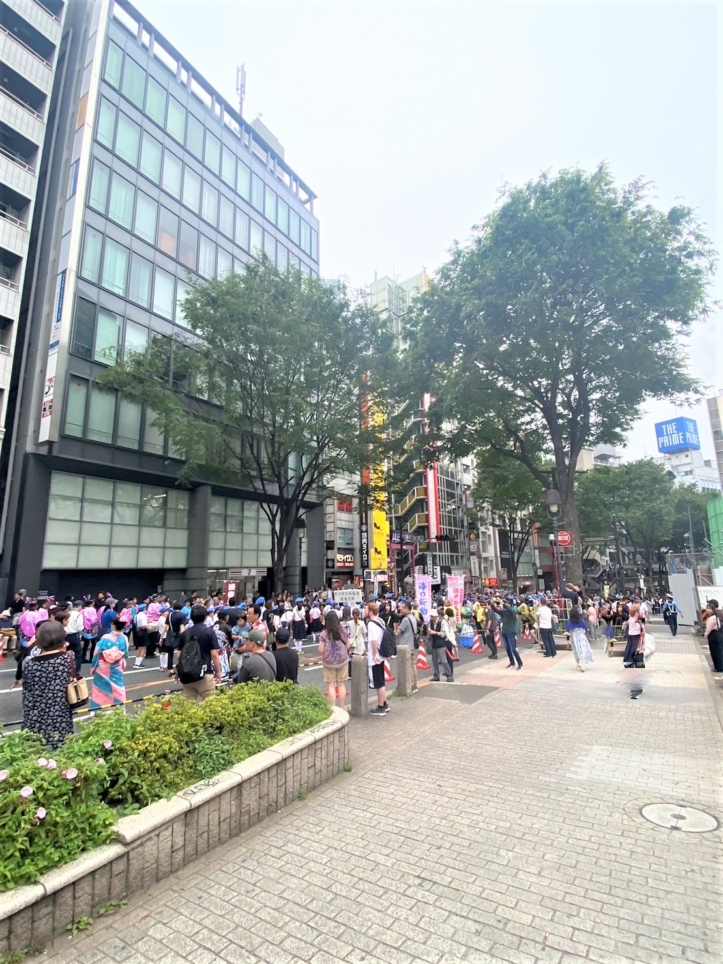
[707,391,723,488]
[1,0,67,439]
[0,0,323,599]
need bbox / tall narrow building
[0,0,323,599]
[1,0,67,437]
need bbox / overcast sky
[140,0,721,462]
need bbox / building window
[237,159,250,201]
[96,98,116,149]
[249,220,262,257]
[263,232,275,262]
[182,166,201,213]
[94,308,121,364]
[289,209,300,246]
[198,235,216,278]
[145,76,167,127]
[204,131,221,175]
[186,114,204,159]
[175,279,192,327]
[300,220,311,255]
[64,377,88,437]
[124,319,148,359]
[128,254,153,308]
[143,409,165,455]
[139,131,162,183]
[101,238,129,296]
[88,159,110,213]
[234,209,249,250]
[217,247,232,278]
[251,173,264,212]
[153,267,175,319]
[166,96,185,143]
[219,195,234,238]
[277,197,289,235]
[104,41,123,89]
[157,206,179,258]
[311,229,318,261]
[108,172,134,229]
[87,386,116,443]
[337,527,354,548]
[277,244,288,272]
[121,56,146,108]
[201,181,218,226]
[264,186,276,224]
[161,150,182,198]
[80,226,103,284]
[221,146,235,188]
[115,113,141,167]
[134,191,158,243]
[179,221,198,270]
[117,397,142,449]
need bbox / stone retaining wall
[0,707,349,957]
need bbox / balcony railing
[0,85,43,120]
[30,0,62,24]
[0,277,19,291]
[0,144,35,173]
[0,206,28,229]
[0,24,53,69]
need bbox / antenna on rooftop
[236,65,247,117]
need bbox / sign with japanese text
[414,574,432,624]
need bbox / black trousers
[66,632,82,675]
[82,633,97,662]
[667,614,678,636]
[485,632,497,656]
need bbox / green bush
[0,683,330,891]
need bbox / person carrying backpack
[175,604,222,701]
[396,599,419,692]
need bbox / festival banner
[446,574,465,618]
[414,573,433,624]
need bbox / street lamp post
[545,489,565,592]
[295,516,307,597]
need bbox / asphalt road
[0,632,497,731]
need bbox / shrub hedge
[0,683,330,892]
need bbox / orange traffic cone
[523,624,532,641]
[416,640,431,670]
[384,659,395,682]
[494,629,502,649]
[471,634,482,654]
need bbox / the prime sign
[655,417,700,454]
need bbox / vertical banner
[38,270,66,443]
[414,574,432,624]
[422,394,441,539]
[447,574,465,618]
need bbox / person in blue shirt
[661,594,683,636]
[100,598,118,636]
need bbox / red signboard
[337,498,353,513]
[557,529,573,548]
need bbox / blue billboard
[655,417,700,453]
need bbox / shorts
[323,663,348,684]
[371,662,386,689]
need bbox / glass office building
[0,0,324,599]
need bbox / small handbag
[67,656,89,707]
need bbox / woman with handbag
[21,620,75,749]
[318,610,350,708]
[90,617,129,709]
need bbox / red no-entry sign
[557,529,573,547]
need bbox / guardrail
[0,84,43,120]
[0,24,53,69]
[0,144,35,173]
[31,0,61,24]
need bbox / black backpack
[176,627,207,683]
[373,618,396,659]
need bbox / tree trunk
[561,494,584,589]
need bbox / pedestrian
[274,627,299,683]
[80,600,100,663]
[703,600,723,673]
[500,600,523,670]
[318,610,350,708]
[161,601,187,674]
[662,593,683,636]
[567,606,595,672]
[132,604,148,668]
[366,602,389,716]
[347,608,367,656]
[396,600,418,692]
[236,630,276,682]
[90,616,129,709]
[484,602,500,659]
[428,606,454,681]
[65,600,84,675]
[21,620,75,750]
[291,598,307,653]
[537,597,557,658]
[176,604,222,701]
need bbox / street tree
[406,165,715,586]
[474,448,546,594]
[669,486,717,554]
[100,263,396,592]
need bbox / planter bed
[0,707,349,957]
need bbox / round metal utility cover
[640,804,719,833]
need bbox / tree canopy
[406,165,715,585]
[100,263,396,591]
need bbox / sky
[138,0,721,462]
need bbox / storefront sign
[360,521,369,570]
[223,581,238,604]
[336,552,354,569]
[337,498,353,513]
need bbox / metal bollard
[350,654,367,717]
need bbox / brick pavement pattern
[35,624,723,964]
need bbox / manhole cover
[640,804,719,833]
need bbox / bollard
[396,645,413,697]
[350,654,367,717]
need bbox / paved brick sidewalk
[34,634,723,964]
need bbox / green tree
[100,264,396,592]
[669,485,716,553]
[577,460,677,590]
[474,448,546,594]
[406,165,715,586]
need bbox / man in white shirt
[537,600,557,658]
[66,600,85,674]
[366,602,389,716]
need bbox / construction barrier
[416,641,431,670]
[471,634,483,653]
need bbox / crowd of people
[3,580,721,750]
